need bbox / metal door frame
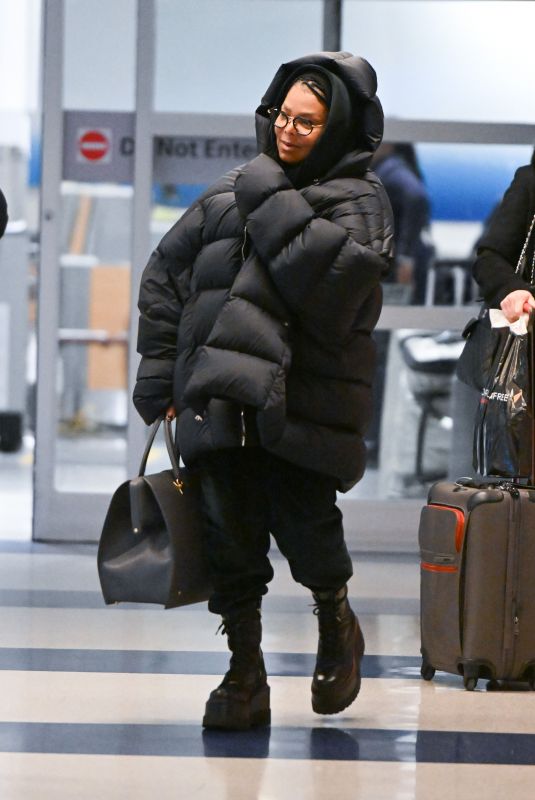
[34,0,535,545]
[34,0,155,540]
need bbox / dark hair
[291,70,332,109]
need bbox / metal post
[127,0,156,476]
[33,0,64,539]
[323,0,342,51]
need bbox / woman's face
[274,82,328,165]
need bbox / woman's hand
[165,405,176,421]
[500,289,535,323]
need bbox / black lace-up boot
[202,603,270,730]
[311,585,365,715]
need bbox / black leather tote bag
[98,417,212,608]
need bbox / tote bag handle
[138,416,181,484]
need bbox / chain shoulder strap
[514,211,535,283]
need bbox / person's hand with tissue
[500,289,535,323]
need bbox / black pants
[197,448,353,615]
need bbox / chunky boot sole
[202,684,271,730]
[311,623,365,715]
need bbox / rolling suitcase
[419,479,535,690]
[419,324,535,690]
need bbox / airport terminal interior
[1,0,535,797]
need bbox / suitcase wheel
[464,676,478,691]
[486,679,500,692]
[421,662,435,681]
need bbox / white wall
[343,0,535,123]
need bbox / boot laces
[215,612,263,675]
[312,598,343,661]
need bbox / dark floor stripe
[0,722,534,764]
[0,647,423,679]
[0,590,108,609]
[0,588,419,615]
[0,541,98,554]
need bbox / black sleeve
[234,154,391,343]
[0,189,8,239]
[473,167,535,307]
[133,202,203,424]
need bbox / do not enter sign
[77,128,112,163]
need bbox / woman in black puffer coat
[134,52,393,730]
[473,151,535,320]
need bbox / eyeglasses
[268,108,325,137]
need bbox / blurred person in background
[133,52,393,730]
[366,143,433,466]
[372,142,433,303]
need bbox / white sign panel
[63,111,257,184]
[63,112,134,183]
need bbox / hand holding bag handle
[137,415,181,481]
[456,212,535,391]
[130,416,183,534]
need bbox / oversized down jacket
[134,52,394,490]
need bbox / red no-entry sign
[77,128,112,162]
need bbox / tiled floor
[0,539,535,799]
[2,437,535,798]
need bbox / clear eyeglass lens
[294,118,313,135]
[272,109,313,136]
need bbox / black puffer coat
[134,52,394,490]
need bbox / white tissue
[489,309,529,335]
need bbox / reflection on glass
[154,0,323,114]
[64,0,136,111]
[377,143,532,307]
[54,184,132,492]
[352,328,478,501]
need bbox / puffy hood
[255,51,384,187]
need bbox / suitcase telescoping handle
[530,315,535,486]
